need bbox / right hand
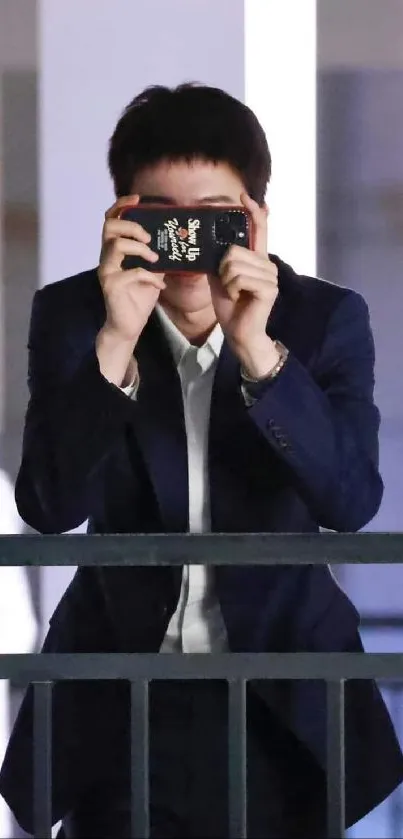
[98,194,166,345]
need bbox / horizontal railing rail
[0,533,402,839]
[1,531,403,565]
[1,651,403,683]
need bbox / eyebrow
[139,194,237,205]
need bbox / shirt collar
[155,304,224,371]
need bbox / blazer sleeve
[15,287,137,533]
[246,290,383,531]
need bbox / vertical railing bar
[326,680,346,839]
[228,679,247,839]
[387,685,403,838]
[33,681,52,839]
[130,679,150,839]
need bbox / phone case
[118,204,253,274]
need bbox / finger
[129,271,166,291]
[225,275,278,303]
[103,217,151,246]
[220,263,271,289]
[220,261,278,292]
[101,237,159,270]
[219,246,277,276]
[101,267,166,292]
[240,192,268,257]
[104,194,140,220]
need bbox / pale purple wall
[318,68,403,838]
[39,0,245,287]
[318,69,403,606]
[38,0,246,630]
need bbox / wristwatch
[240,340,289,384]
[240,340,289,407]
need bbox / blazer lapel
[266,254,296,346]
[208,254,293,521]
[82,270,189,533]
[131,314,189,533]
[268,255,323,366]
[209,258,303,633]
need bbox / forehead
[131,158,245,204]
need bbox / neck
[160,302,217,346]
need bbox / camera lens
[215,212,247,245]
[215,213,236,244]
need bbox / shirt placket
[179,349,210,651]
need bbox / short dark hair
[108,83,271,205]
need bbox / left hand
[209,193,280,378]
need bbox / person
[0,469,37,838]
[0,82,402,838]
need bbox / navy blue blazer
[1,256,402,834]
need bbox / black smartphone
[119,204,254,274]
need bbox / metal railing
[1,532,403,839]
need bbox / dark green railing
[1,532,403,839]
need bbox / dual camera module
[214,212,247,245]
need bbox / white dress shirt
[122,304,229,652]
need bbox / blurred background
[0,1,402,836]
